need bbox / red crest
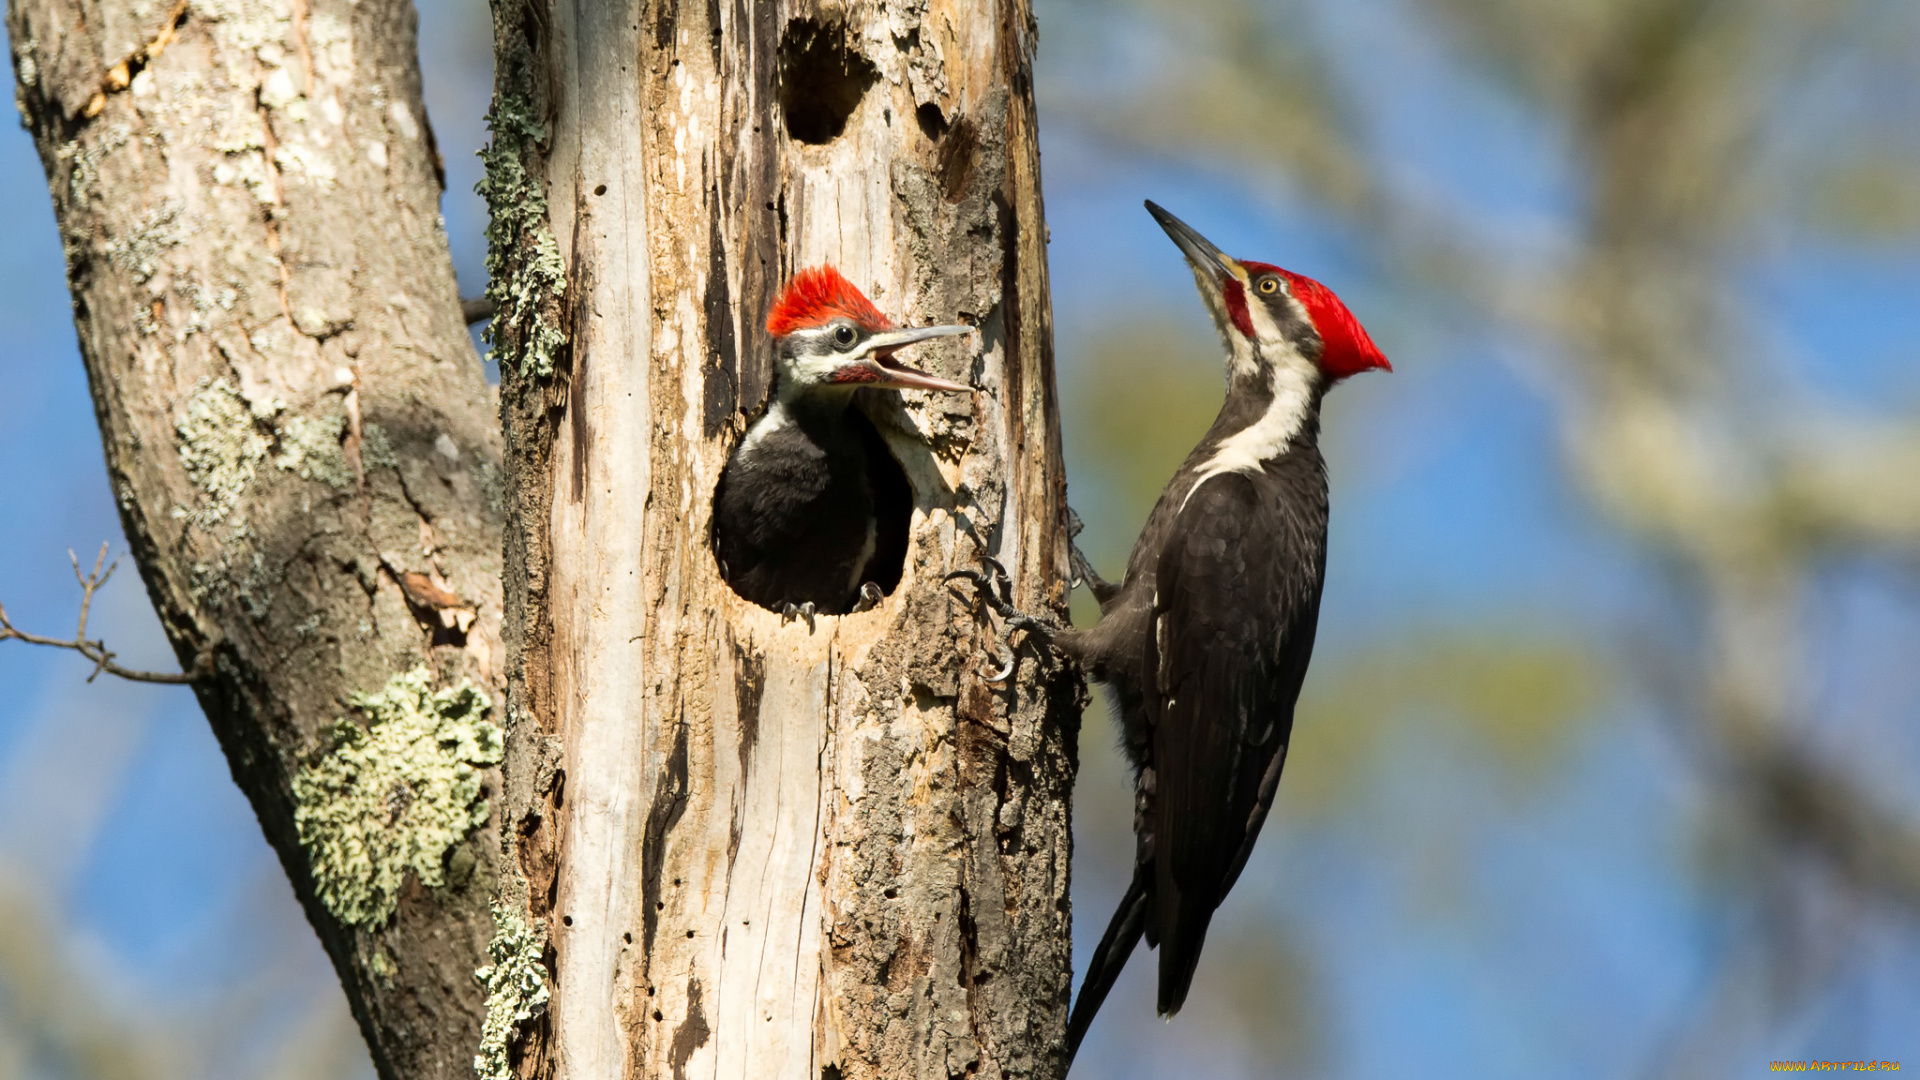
[765,266,896,338]
[1243,261,1391,379]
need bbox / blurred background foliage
[3,0,1919,1077]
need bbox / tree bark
[485,1,1077,1078]
[7,1,505,1078]
[9,0,1076,1073]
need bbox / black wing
[1146,470,1322,1015]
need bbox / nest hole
[778,18,878,144]
[711,406,912,616]
[916,102,949,140]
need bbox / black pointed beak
[1146,200,1237,285]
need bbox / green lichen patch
[292,668,504,929]
[273,411,353,488]
[177,382,360,528]
[474,900,549,1080]
[360,422,399,471]
[476,8,567,378]
[175,377,270,528]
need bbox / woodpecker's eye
[1258,277,1280,295]
[833,325,858,349]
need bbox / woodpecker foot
[1064,505,1119,600]
[1068,542,1107,593]
[851,582,884,613]
[780,601,817,631]
[944,555,1065,680]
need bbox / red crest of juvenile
[765,266,896,338]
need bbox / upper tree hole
[778,18,878,144]
[916,102,949,140]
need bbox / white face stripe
[1179,289,1318,511]
[735,398,790,461]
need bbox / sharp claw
[1069,543,1094,590]
[980,642,1016,682]
[978,555,1015,604]
[779,601,818,630]
[945,553,1066,680]
[852,582,883,613]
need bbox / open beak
[1146,200,1240,288]
[859,324,975,392]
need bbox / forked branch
[0,543,202,685]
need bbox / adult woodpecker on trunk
[954,203,1389,1063]
[714,266,974,620]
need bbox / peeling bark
[489,1,1078,1077]
[7,1,504,1077]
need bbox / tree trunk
[7,1,506,1077]
[485,0,1077,1077]
[8,0,1076,1073]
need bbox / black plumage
[714,397,899,614]
[1054,202,1389,1062]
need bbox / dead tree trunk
[485,1,1077,1077]
[7,1,506,1078]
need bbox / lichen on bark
[175,379,358,529]
[292,668,504,929]
[473,900,549,1080]
[477,0,565,378]
[174,377,271,529]
[272,411,354,489]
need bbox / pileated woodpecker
[714,266,974,619]
[952,202,1389,1062]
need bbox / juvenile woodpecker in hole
[714,266,974,620]
[953,203,1389,1062]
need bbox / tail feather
[1064,871,1150,1070]
[1153,881,1216,1017]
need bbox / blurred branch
[1737,735,1920,906]
[460,295,496,324]
[0,543,202,685]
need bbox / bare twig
[0,542,201,685]
[461,296,496,325]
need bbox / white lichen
[474,901,549,1080]
[292,669,503,929]
[274,411,353,488]
[175,377,269,527]
[102,199,184,286]
[56,123,131,205]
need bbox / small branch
[0,542,202,685]
[461,296,496,325]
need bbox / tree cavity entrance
[711,405,913,617]
[778,18,878,145]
